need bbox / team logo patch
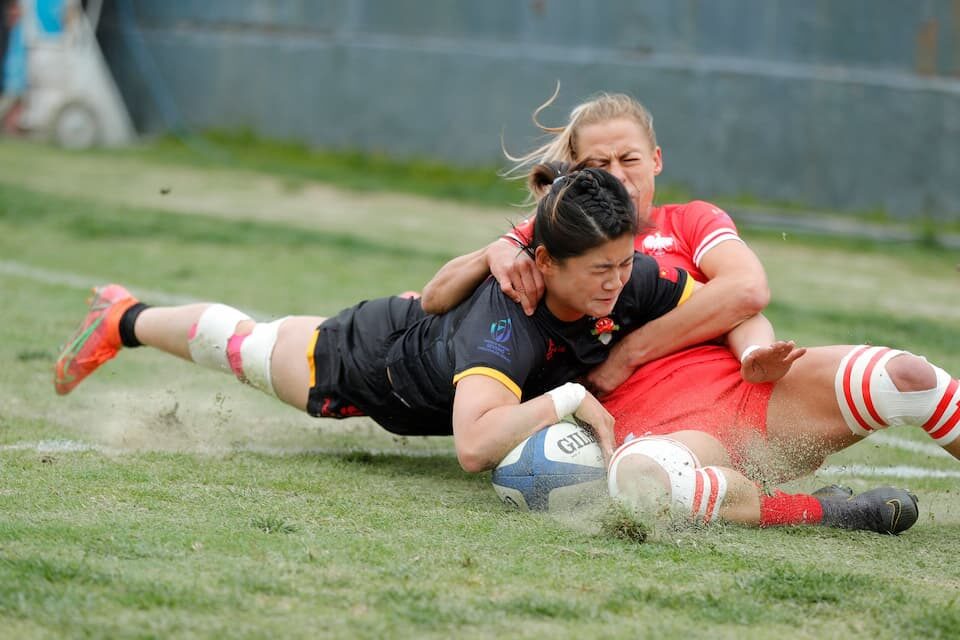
[642,232,675,256]
[490,318,512,343]
[479,318,513,363]
[591,316,620,345]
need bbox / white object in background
[19,0,135,148]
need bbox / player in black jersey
[56,164,743,472]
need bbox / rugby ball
[492,421,607,512]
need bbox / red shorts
[603,345,774,458]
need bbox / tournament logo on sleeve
[478,318,513,363]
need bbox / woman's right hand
[487,239,545,316]
[572,392,616,464]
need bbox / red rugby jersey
[505,200,742,280]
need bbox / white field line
[0,439,446,459]
[868,431,954,458]
[816,465,960,479]
[0,260,198,305]
[3,439,959,480]
[0,259,270,315]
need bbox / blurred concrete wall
[97,0,960,219]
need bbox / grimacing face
[537,234,636,322]
[574,118,663,223]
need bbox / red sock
[759,490,824,527]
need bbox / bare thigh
[658,430,732,467]
[268,316,327,411]
[764,345,864,479]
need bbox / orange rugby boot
[54,284,139,395]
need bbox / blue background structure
[96,0,960,219]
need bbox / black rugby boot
[818,487,919,535]
[810,484,854,500]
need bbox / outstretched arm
[725,313,806,383]
[586,240,770,395]
[451,376,615,473]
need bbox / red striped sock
[759,490,824,527]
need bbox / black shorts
[305,295,452,436]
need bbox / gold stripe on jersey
[306,329,320,387]
[453,367,522,400]
[677,273,696,306]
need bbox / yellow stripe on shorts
[306,329,320,387]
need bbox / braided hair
[526,162,638,261]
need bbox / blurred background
[4,0,960,222]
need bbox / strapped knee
[187,304,285,396]
[835,346,960,445]
[188,304,251,373]
[608,437,728,524]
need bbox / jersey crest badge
[641,232,675,256]
[591,317,620,345]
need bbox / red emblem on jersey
[658,267,679,283]
[591,317,620,345]
[545,338,566,361]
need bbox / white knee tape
[919,366,960,446]
[188,304,252,373]
[235,317,286,396]
[835,346,904,435]
[836,346,960,444]
[609,437,724,523]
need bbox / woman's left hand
[740,340,807,384]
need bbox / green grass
[2,139,960,639]
[109,130,535,208]
[95,130,960,234]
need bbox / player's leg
[764,345,960,477]
[607,432,918,534]
[758,346,863,478]
[54,284,325,411]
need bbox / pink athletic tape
[226,333,248,382]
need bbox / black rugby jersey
[383,253,693,422]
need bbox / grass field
[2,138,960,639]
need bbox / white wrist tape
[546,382,587,420]
[740,345,762,364]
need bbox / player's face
[575,118,662,223]
[539,234,636,321]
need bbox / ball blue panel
[492,423,606,512]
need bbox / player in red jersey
[421,90,954,534]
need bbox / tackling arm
[419,247,491,315]
[586,240,770,395]
[421,218,544,316]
